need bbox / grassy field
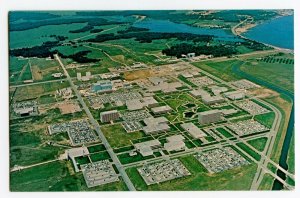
[29,58,64,81]
[240,57,294,92]
[12,81,70,101]
[265,95,293,164]
[101,124,145,148]
[287,132,294,174]
[10,161,128,191]
[126,155,257,190]
[258,173,274,190]
[192,59,242,81]
[236,143,261,161]
[10,23,88,49]
[247,137,268,152]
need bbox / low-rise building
[91,80,113,93]
[180,122,207,139]
[202,95,225,105]
[134,139,161,157]
[143,117,170,134]
[164,135,186,152]
[224,90,245,100]
[151,105,172,114]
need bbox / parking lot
[235,100,269,115]
[81,160,119,188]
[227,119,269,136]
[121,110,152,122]
[48,119,98,145]
[194,147,250,173]
[137,159,191,185]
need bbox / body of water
[133,19,241,41]
[242,15,294,49]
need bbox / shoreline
[231,15,294,54]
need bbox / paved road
[10,159,59,172]
[55,54,136,191]
[10,78,67,88]
[183,60,294,189]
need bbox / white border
[0,1,299,198]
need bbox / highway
[55,54,136,191]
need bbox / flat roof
[134,139,161,149]
[166,134,185,142]
[100,110,118,115]
[198,109,221,116]
[180,123,207,138]
[190,89,210,97]
[143,116,168,125]
[151,105,172,113]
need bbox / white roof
[166,135,185,142]
[151,105,172,113]
[181,122,207,138]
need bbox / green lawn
[10,161,128,191]
[287,132,295,174]
[88,144,106,153]
[240,57,294,93]
[236,143,261,161]
[101,124,145,148]
[126,155,257,190]
[254,112,275,128]
[192,60,242,81]
[258,173,274,190]
[90,151,110,162]
[216,127,233,138]
[247,137,268,152]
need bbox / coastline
[231,15,294,54]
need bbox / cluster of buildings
[147,77,183,93]
[137,159,191,185]
[143,117,170,134]
[13,100,38,117]
[190,88,225,105]
[81,160,119,188]
[77,72,92,81]
[56,87,74,100]
[126,97,158,111]
[88,91,142,108]
[227,119,269,136]
[194,147,250,173]
[48,119,98,145]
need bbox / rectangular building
[143,117,170,134]
[224,90,245,100]
[180,122,207,139]
[151,105,172,114]
[100,110,119,123]
[198,110,222,125]
[134,139,161,157]
[164,135,186,152]
[91,80,113,93]
[202,95,225,105]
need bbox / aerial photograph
[8,10,294,191]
